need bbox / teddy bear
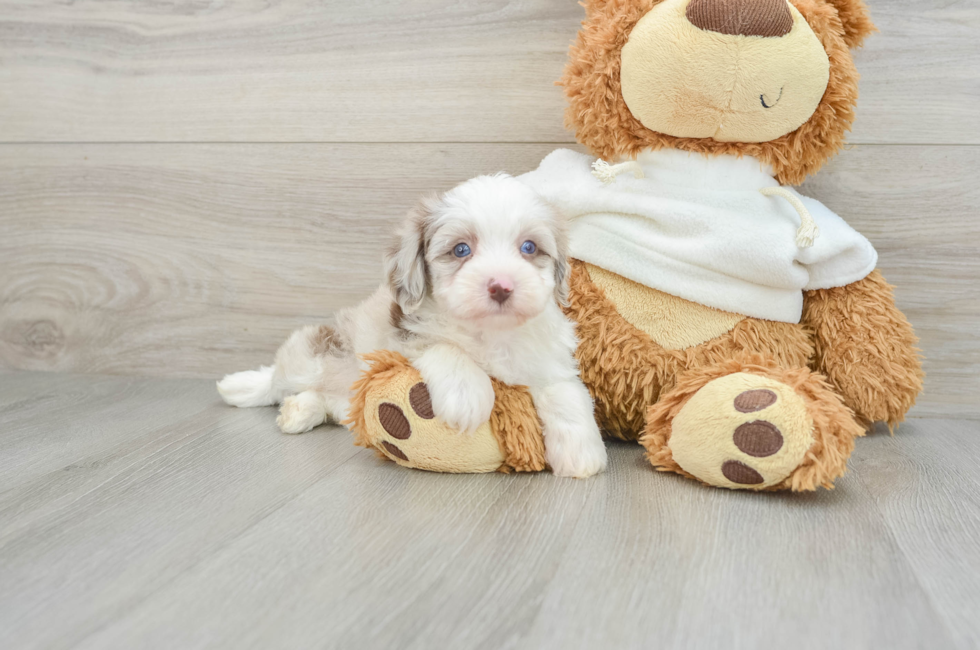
[347,0,923,491]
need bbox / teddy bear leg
[344,350,547,474]
[641,355,865,491]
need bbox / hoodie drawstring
[759,186,819,249]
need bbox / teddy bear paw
[666,373,815,490]
[363,375,506,473]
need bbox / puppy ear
[384,195,437,314]
[551,211,571,308]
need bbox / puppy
[217,174,607,478]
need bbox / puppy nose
[488,280,513,304]
[686,0,793,37]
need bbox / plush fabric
[564,261,814,440]
[487,376,549,473]
[664,371,816,489]
[620,0,831,143]
[520,147,878,323]
[823,0,876,47]
[802,270,924,428]
[560,0,863,185]
[349,0,921,491]
[642,353,866,491]
[585,263,746,349]
[346,350,546,473]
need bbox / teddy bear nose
[488,281,513,304]
[686,0,794,37]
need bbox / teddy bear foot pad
[346,350,547,474]
[642,357,865,491]
[667,373,814,489]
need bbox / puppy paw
[276,392,326,434]
[546,431,608,478]
[428,371,495,434]
[532,380,607,478]
[413,346,495,434]
[418,371,493,434]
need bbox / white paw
[276,393,325,434]
[546,429,608,479]
[422,368,495,435]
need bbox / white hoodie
[519,148,877,324]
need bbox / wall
[0,0,977,418]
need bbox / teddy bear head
[560,0,876,184]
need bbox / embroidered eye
[453,243,471,258]
[520,241,537,255]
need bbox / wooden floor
[2,1,978,647]
[0,371,977,650]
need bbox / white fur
[217,174,607,478]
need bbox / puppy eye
[520,240,537,255]
[453,243,471,258]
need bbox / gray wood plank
[0,142,570,379]
[0,0,975,145]
[2,143,976,418]
[0,373,977,649]
[72,450,598,650]
[800,145,980,420]
[0,373,211,492]
[851,421,980,650]
[515,433,975,650]
[0,374,362,650]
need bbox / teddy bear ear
[581,0,623,16]
[823,0,877,48]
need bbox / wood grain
[513,440,959,650]
[0,0,976,144]
[800,144,980,419]
[0,0,976,645]
[0,142,571,378]
[1,142,976,417]
[0,374,362,649]
[0,373,977,649]
[851,421,980,650]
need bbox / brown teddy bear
[348,0,923,491]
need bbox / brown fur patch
[641,353,865,491]
[560,0,868,185]
[564,261,813,440]
[389,301,404,330]
[309,325,348,357]
[802,270,923,429]
[386,195,437,311]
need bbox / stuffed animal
[348,350,546,474]
[347,0,923,490]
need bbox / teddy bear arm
[345,350,547,473]
[801,269,923,428]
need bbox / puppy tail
[216,366,277,408]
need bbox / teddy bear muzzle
[619,0,831,143]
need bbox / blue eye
[520,240,537,255]
[453,243,471,258]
